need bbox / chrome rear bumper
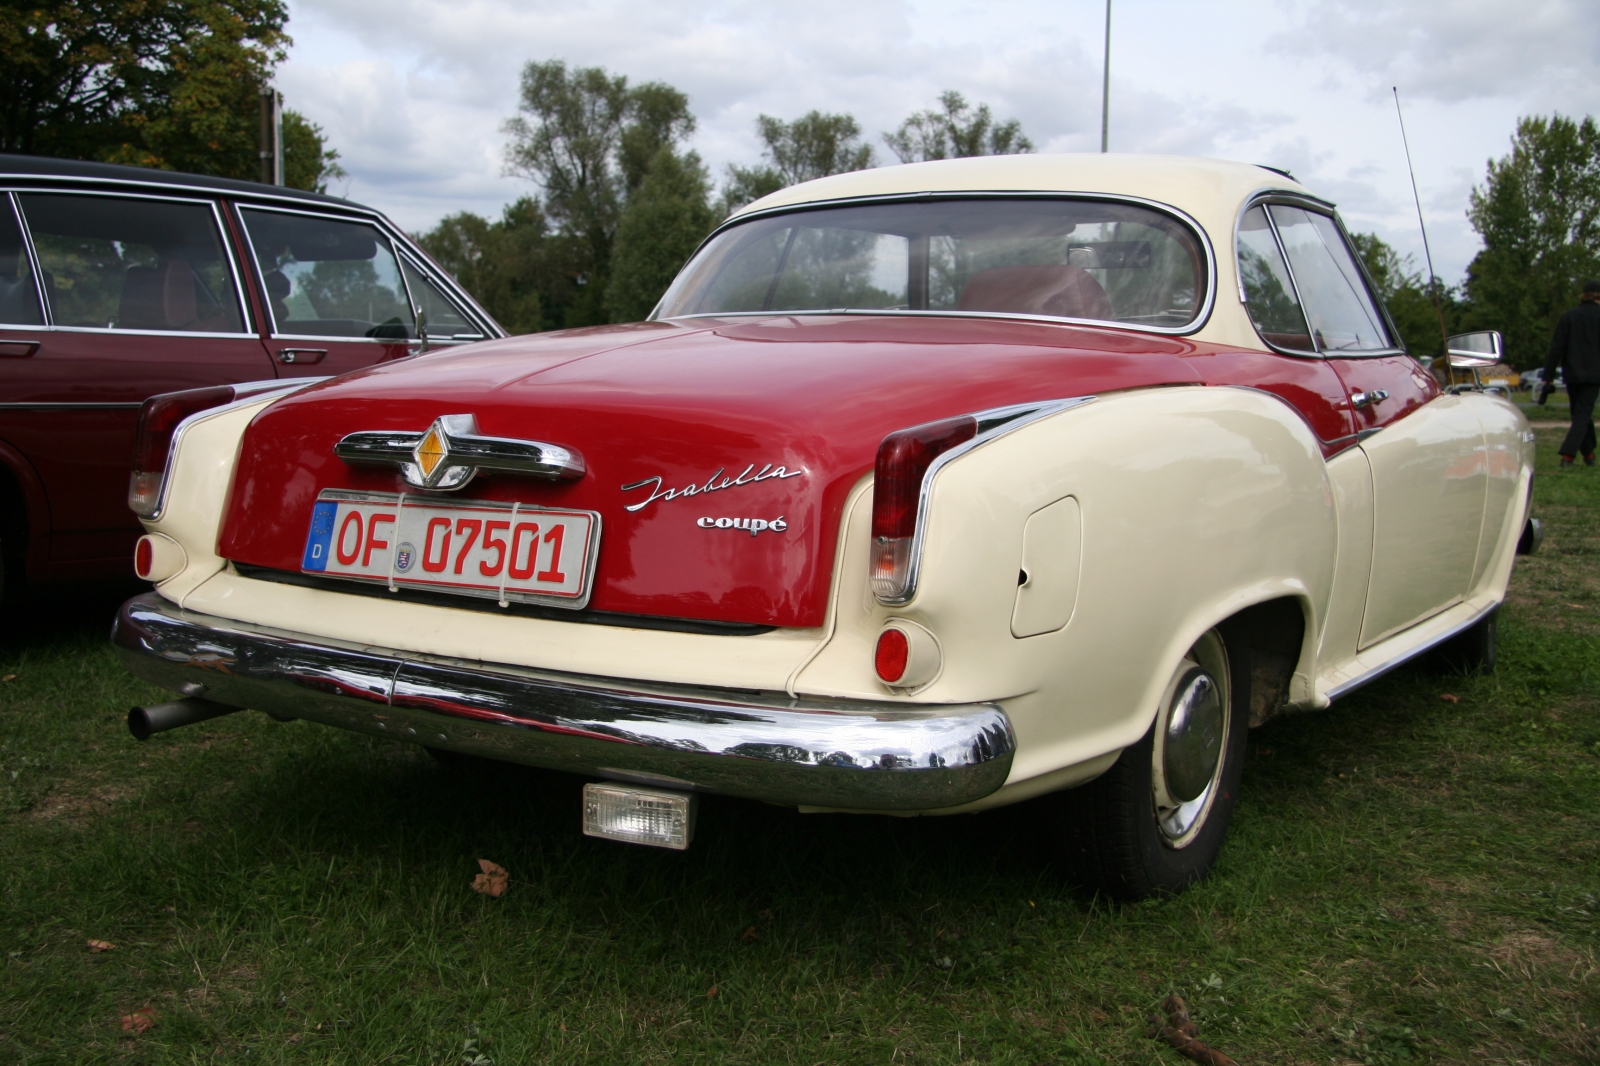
[112,593,1015,810]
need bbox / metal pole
[258,90,274,184]
[1393,87,1448,354]
[1100,0,1111,152]
[272,91,284,186]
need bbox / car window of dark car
[239,207,416,340]
[399,258,484,341]
[1236,205,1314,353]
[656,198,1207,331]
[0,195,43,326]
[1266,205,1392,353]
[16,193,246,333]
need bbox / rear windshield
[653,198,1208,330]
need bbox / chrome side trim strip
[1324,599,1499,702]
[111,593,1016,810]
[878,395,1098,607]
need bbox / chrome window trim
[1324,598,1499,701]
[877,395,1098,607]
[655,190,1218,338]
[395,248,492,343]
[146,377,328,521]
[0,191,47,329]
[0,401,143,410]
[235,202,502,342]
[1237,192,1405,359]
[0,170,373,216]
[9,186,254,336]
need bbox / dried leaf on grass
[1,674,14,682]
[120,1008,156,1033]
[1149,994,1238,1066]
[471,859,509,897]
[87,939,114,952]
[706,986,718,998]
[1440,693,1460,704]
[740,925,758,942]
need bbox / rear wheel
[1047,629,1248,900]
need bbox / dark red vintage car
[0,154,503,598]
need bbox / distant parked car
[1522,368,1563,391]
[0,154,504,597]
[114,154,1538,899]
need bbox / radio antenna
[1393,86,1450,354]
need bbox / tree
[502,59,699,327]
[883,91,1034,163]
[282,109,345,194]
[606,147,714,323]
[0,0,292,175]
[720,110,875,215]
[416,198,556,335]
[1464,114,1600,368]
[1350,231,1462,358]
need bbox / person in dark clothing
[1540,280,1600,466]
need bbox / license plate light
[582,783,695,850]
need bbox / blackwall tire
[1428,608,1497,676]
[1046,629,1249,901]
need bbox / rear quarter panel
[795,385,1337,792]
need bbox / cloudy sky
[277,0,1598,285]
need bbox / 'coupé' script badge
[621,464,804,512]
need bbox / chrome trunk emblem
[335,414,585,490]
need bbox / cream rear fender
[793,386,1337,795]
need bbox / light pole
[1100,0,1111,152]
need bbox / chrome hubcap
[1152,633,1229,849]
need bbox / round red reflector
[874,627,909,683]
[134,537,154,579]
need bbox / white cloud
[275,0,1594,284]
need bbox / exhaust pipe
[128,697,246,740]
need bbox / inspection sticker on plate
[301,489,600,609]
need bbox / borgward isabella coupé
[111,154,1538,899]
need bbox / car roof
[733,153,1323,223]
[0,153,368,214]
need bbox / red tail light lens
[870,415,976,602]
[874,627,910,683]
[129,385,236,517]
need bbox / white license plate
[301,490,600,608]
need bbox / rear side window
[1236,202,1394,354]
[1236,206,1312,352]
[17,193,246,333]
[1268,206,1391,352]
[240,208,415,339]
[0,196,43,326]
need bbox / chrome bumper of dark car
[112,593,1015,810]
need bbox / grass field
[2,431,1597,1065]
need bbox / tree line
[416,63,1034,333]
[4,6,1593,365]
[2,0,343,192]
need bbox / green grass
[2,437,1598,1065]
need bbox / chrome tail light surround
[870,396,1097,606]
[129,378,327,520]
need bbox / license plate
[300,490,600,609]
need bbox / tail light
[129,385,236,517]
[874,620,943,689]
[870,415,976,602]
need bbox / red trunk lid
[218,315,1203,626]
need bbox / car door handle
[0,340,41,358]
[276,348,328,365]
[1351,389,1389,409]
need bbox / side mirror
[1446,330,1502,368]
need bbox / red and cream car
[112,155,1537,898]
